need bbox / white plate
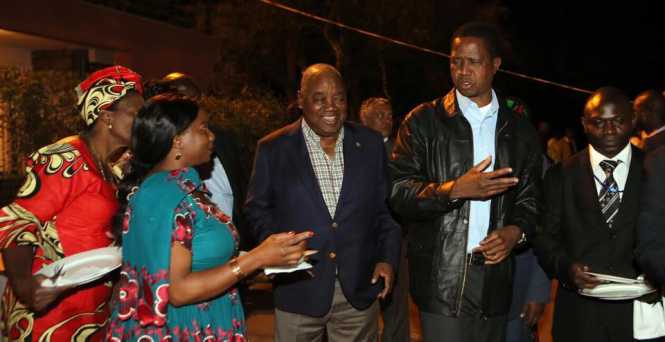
[580,283,656,300]
[264,261,313,276]
[585,272,643,284]
[35,247,121,288]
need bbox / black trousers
[420,261,507,342]
[380,239,410,342]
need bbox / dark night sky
[496,1,664,132]
[173,0,664,138]
[282,1,665,136]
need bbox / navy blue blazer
[245,119,401,317]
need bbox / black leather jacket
[389,89,541,317]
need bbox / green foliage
[0,67,290,177]
[200,88,290,171]
[0,67,82,176]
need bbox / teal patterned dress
[107,168,246,341]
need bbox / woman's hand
[169,231,313,306]
[253,231,313,268]
[3,246,71,313]
[19,275,71,313]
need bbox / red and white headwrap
[76,65,143,126]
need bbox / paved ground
[244,282,423,341]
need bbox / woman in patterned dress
[0,66,144,341]
[107,94,311,341]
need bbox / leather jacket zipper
[456,218,470,315]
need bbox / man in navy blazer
[245,63,401,341]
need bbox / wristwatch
[517,231,527,245]
[449,198,462,206]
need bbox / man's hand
[372,262,394,299]
[473,225,522,264]
[521,302,546,326]
[449,156,519,200]
[569,263,601,289]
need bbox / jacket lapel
[576,149,610,231]
[286,120,330,217]
[334,124,361,220]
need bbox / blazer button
[331,222,338,229]
[329,252,337,260]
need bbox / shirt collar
[647,125,665,138]
[301,118,345,148]
[455,88,499,119]
[589,142,632,169]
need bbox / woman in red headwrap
[0,66,144,341]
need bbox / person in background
[0,66,144,341]
[503,96,550,342]
[359,97,410,342]
[547,126,574,163]
[634,89,665,153]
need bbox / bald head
[634,89,665,133]
[359,97,393,138]
[300,63,344,94]
[160,72,201,99]
[297,63,347,140]
[582,87,635,157]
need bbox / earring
[108,123,113,130]
[175,153,182,160]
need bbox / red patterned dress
[0,136,118,341]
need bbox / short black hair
[451,22,502,58]
[113,94,199,244]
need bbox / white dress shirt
[203,157,235,219]
[456,89,500,252]
[588,143,632,200]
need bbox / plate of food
[35,246,121,288]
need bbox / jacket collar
[285,118,363,221]
[442,88,512,136]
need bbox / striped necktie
[599,160,620,228]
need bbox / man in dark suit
[533,87,642,342]
[359,97,394,153]
[634,90,665,153]
[245,63,401,341]
[504,97,551,342]
[359,97,411,342]
[636,145,665,286]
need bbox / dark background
[87,0,665,139]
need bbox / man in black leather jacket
[390,22,541,342]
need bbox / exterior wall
[0,47,32,70]
[0,0,220,86]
